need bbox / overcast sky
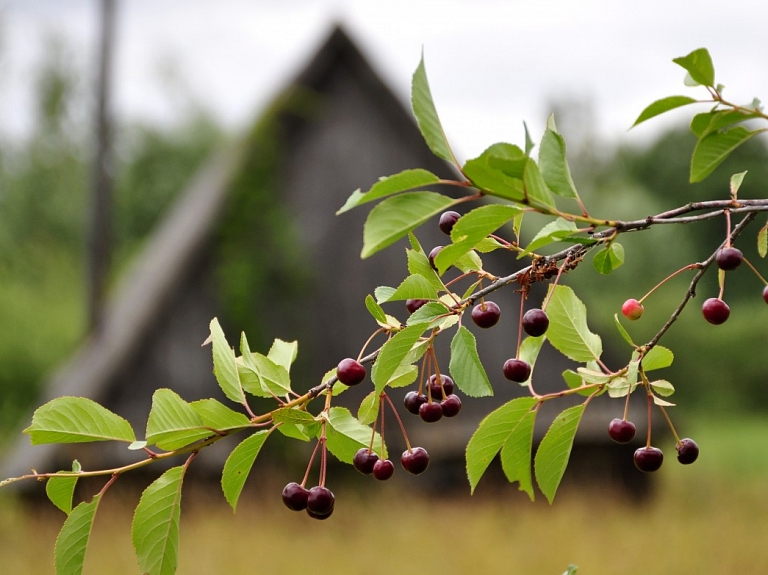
[2,0,767,159]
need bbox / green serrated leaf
[462,144,527,201]
[132,466,185,575]
[535,404,585,504]
[221,430,271,512]
[632,95,698,128]
[365,294,388,323]
[453,250,484,273]
[47,474,79,515]
[205,318,245,405]
[386,364,420,388]
[145,389,211,451]
[412,55,456,164]
[758,222,768,258]
[517,335,545,386]
[267,339,298,373]
[337,169,441,214]
[546,285,603,363]
[475,237,506,253]
[500,409,537,500]
[642,346,674,371]
[593,242,625,274]
[523,121,535,156]
[362,192,456,258]
[465,397,537,493]
[539,123,579,198]
[690,126,762,183]
[190,399,250,431]
[377,274,438,303]
[613,314,637,347]
[449,326,493,397]
[518,218,578,258]
[357,391,380,426]
[673,48,715,87]
[371,324,427,393]
[522,159,555,209]
[54,495,101,575]
[239,345,292,398]
[653,395,676,407]
[406,301,451,326]
[434,204,521,273]
[325,407,386,463]
[24,397,135,445]
[650,379,675,397]
[407,246,444,292]
[271,408,317,426]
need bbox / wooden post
[88,0,117,332]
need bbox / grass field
[2,414,767,575]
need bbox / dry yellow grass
[1,466,767,575]
[3,415,768,575]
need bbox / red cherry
[621,299,644,321]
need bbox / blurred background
[1,1,768,573]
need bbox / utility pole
[88,0,116,332]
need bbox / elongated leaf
[539,120,579,198]
[206,317,244,404]
[267,339,298,373]
[221,430,271,512]
[692,110,760,139]
[535,404,585,503]
[386,364,420,388]
[407,245,444,292]
[362,192,456,258]
[146,389,211,451]
[365,294,387,323]
[462,144,527,201]
[434,204,520,273]
[271,408,317,426]
[500,409,537,500]
[190,399,250,431]
[132,466,185,575]
[650,379,675,397]
[613,314,637,347]
[690,126,762,183]
[466,397,537,492]
[546,285,602,363]
[758,221,768,258]
[642,346,674,371]
[47,474,79,515]
[337,169,441,214]
[523,158,555,209]
[412,56,455,164]
[371,324,427,393]
[238,341,292,399]
[357,391,380,426]
[593,242,625,274]
[731,171,748,197]
[25,397,135,445]
[54,495,101,575]
[376,274,438,303]
[325,407,386,463]
[406,301,451,326]
[449,326,493,397]
[632,95,698,127]
[517,335,545,386]
[673,48,715,87]
[518,218,578,258]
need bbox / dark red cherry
[633,446,664,472]
[702,298,730,324]
[336,358,366,386]
[306,486,335,516]
[373,459,395,480]
[438,211,461,235]
[419,401,443,423]
[401,447,430,475]
[503,358,531,383]
[404,391,428,415]
[406,298,429,314]
[522,308,549,337]
[608,418,636,444]
[428,246,444,271]
[716,247,743,270]
[281,482,309,511]
[471,301,501,328]
[428,373,455,399]
[441,395,462,417]
[676,438,699,464]
[353,448,379,475]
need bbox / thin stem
[383,393,412,452]
[658,405,681,444]
[301,439,321,487]
[638,263,698,304]
[743,256,768,285]
[516,291,525,357]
